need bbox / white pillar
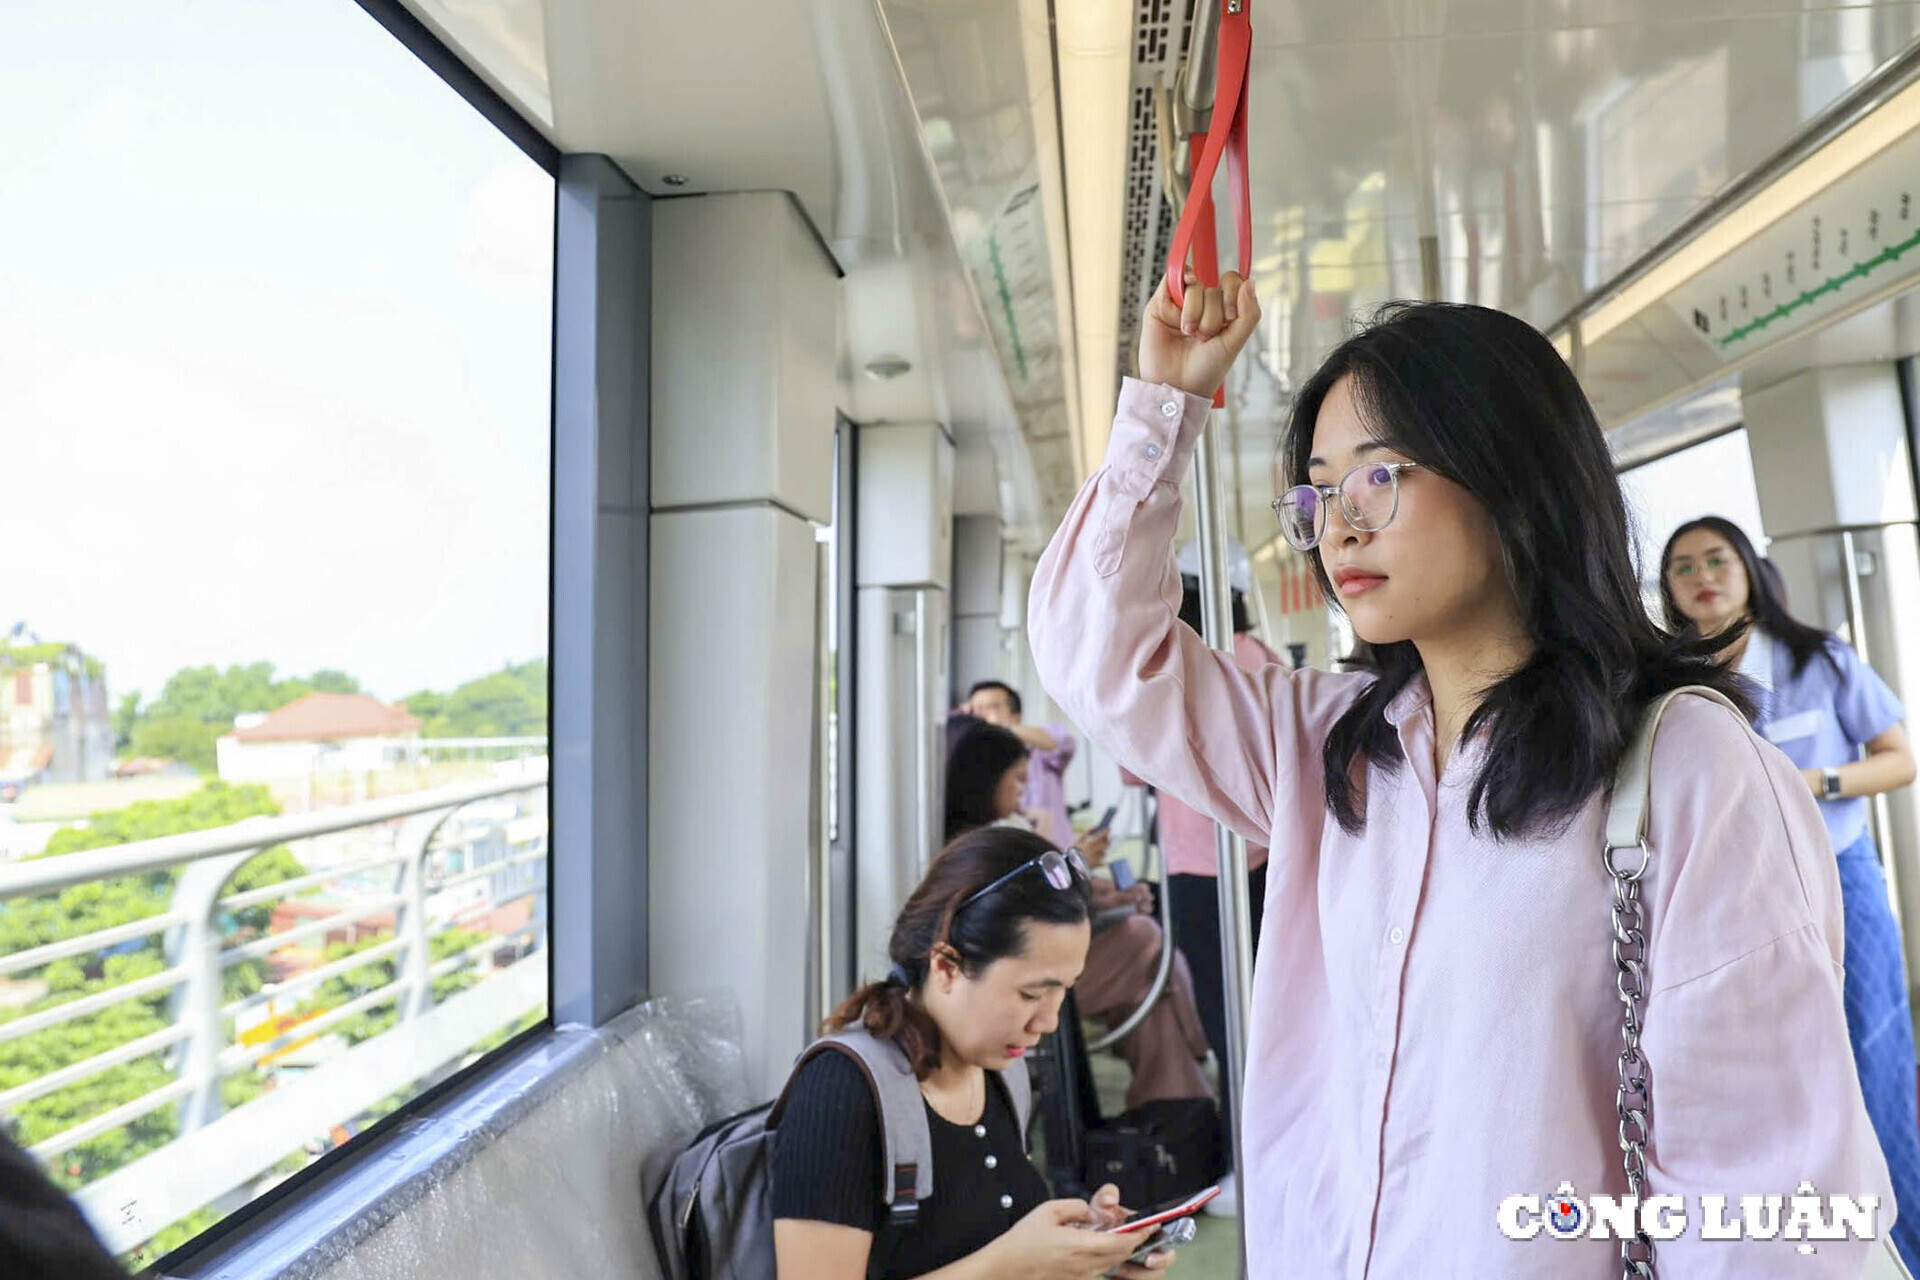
[852,421,952,979]
[647,192,839,1099]
[951,515,1004,701]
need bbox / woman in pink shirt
[1029,271,1892,1277]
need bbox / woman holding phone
[772,825,1177,1280]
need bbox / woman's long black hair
[825,825,1090,1077]
[943,722,1029,842]
[1282,301,1751,840]
[1658,515,1838,680]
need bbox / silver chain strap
[1605,838,1656,1280]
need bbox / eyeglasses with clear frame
[1271,461,1422,552]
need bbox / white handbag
[1603,686,1914,1279]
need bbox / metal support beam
[1194,415,1255,1279]
[550,153,652,1027]
[1169,5,1255,1267]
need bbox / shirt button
[973,1124,987,1138]
[1160,401,1180,418]
[1374,1052,1387,1069]
[1389,927,1404,945]
[1000,1193,1015,1209]
[1144,443,1162,460]
[985,1155,999,1169]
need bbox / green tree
[123,656,549,766]
[0,783,300,1189]
[146,662,297,726]
[292,927,489,1048]
[398,688,445,722]
[308,669,361,695]
[128,715,221,775]
[122,662,372,771]
[113,691,142,752]
[42,781,287,858]
[412,659,548,738]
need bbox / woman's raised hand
[1138,269,1261,399]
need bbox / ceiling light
[864,355,913,381]
[1055,0,1136,475]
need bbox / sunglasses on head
[955,848,1089,917]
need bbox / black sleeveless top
[770,1050,1049,1278]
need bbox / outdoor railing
[0,761,550,1255]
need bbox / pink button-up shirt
[1029,378,1893,1278]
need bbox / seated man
[962,681,1068,844]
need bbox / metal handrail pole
[1197,415,1255,1280]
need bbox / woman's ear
[929,943,963,993]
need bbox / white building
[216,693,421,783]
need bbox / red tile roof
[232,693,420,744]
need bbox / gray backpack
[647,1027,1033,1280]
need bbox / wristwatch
[1822,768,1844,799]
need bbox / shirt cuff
[1107,378,1213,490]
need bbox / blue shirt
[1740,627,1906,851]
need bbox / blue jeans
[1836,832,1920,1271]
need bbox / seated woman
[945,722,1211,1111]
[771,825,1173,1280]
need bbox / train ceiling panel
[395,0,1068,548]
[405,0,1920,554]
[1097,0,1920,505]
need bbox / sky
[0,0,553,705]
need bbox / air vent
[1134,0,1182,65]
[1117,0,1192,385]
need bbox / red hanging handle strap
[1165,0,1253,309]
[1186,146,1227,408]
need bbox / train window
[0,0,554,1267]
[1620,429,1767,597]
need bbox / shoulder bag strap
[783,1030,935,1227]
[1604,686,1737,1280]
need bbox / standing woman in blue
[1663,514,1920,1269]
